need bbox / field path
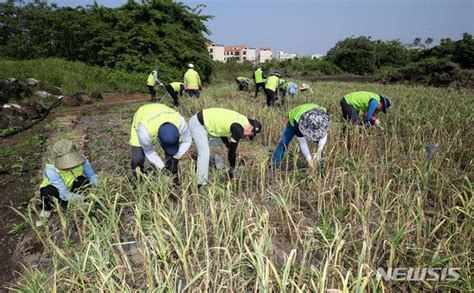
[0,92,148,289]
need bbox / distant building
[224,45,256,63]
[278,51,297,61]
[258,48,273,63]
[311,54,324,59]
[207,43,225,62]
[404,43,426,50]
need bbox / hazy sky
[45,0,473,55]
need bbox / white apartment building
[278,51,297,61]
[258,48,273,63]
[311,54,324,59]
[207,43,225,62]
[223,45,256,63]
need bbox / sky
[43,0,474,55]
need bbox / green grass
[11,80,474,291]
[0,58,145,94]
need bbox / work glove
[374,119,384,131]
[227,168,234,180]
[66,192,84,203]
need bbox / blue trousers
[273,122,299,165]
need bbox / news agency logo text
[376,267,460,281]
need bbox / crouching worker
[273,104,330,168]
[188,108,262,188]
[164,82,184,107]
[236,77,250,91]
[38,139,98,223]
[130,104,192,186]
[340,91,392,130]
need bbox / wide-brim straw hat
[52,139,85,169]
[300,83,309,90]
[298,108,330,141]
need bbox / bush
[380,58,474,87]
[0,58,144,94]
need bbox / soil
[0,92,148,289]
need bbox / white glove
[173,154,181,160]
[374,119,384,131]
[66,192,84,202]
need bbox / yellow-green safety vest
[40,164,84,189]
[203,108,249,137]
[147,70,158,86]
[344,91,381,113]
[170,82,184,92]
[289,103,326,127]
[265,76,279,91]
[129,104,181,147]
[184,69,200,89]
[254,69,264,83]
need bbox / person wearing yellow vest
[340,91,392,129]
[236,76,250,91]
[38,139,98,222]
[273,104,330,167]
[264,71,281,107]
[253,67,266,98]
[130,104,192,186]
[279,80,298,105]
[188,108,262,187]
[183,63,202,98]
[164,82,184,106]
[300,83,314,94]
[146,66,163,102]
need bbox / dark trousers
[164,84,180,106]
[265,88,276,107]
[186,89,200,98]
[130,146,180,185]
[40,176,89,211]
[236,81,249,91]
[280,91,286,105]
[147,85,157,102]
[255,82,265,97]
[340,97,361,125]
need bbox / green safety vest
[344,91,381,113]
[129,104,181,147]
[170,82,184,92]
[279,79,287,90]
[254,69,264,83]
[288,103,325,126]
[184,69,200,89]
[237,77,247,82]
[147,70,158,86]
[265,76,279,91]
[202,108,249,137]
[40,164,84,189]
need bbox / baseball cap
[158,123,180,155]
[248,119,262,140]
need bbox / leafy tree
[425,37,433,48]
[453,33,474,68]
[325,36,377,75]
[413,37,422,46]
[0,0,214,81]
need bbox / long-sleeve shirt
[44,160,98,201]
[294,123,327,161]
[137,116,192,169]
[366,99,379,121]
[152,71,160,84]
[220,123,244,169]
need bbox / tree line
[0,0,213,82]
